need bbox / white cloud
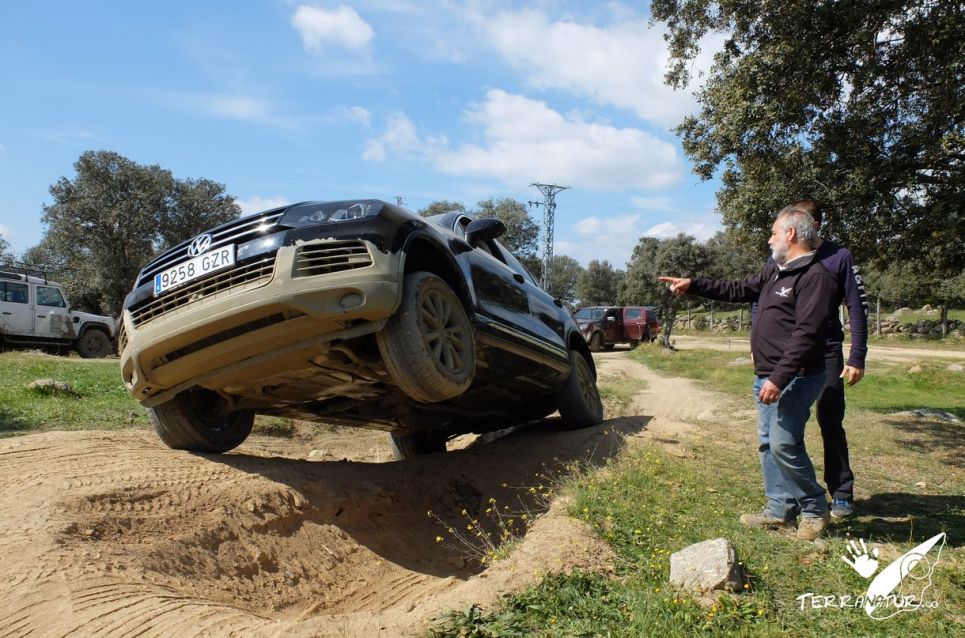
[643,218,720,241]
[292,5,374,53]
[237,196,291,216]
[0,224,10,240]
[629,195,679,211]
[331,105,372,127]
[444,90,680,189]
[558,209,722,267]
[364,90,681,190]
[29,130,101,146]
[476,9,723,128]
[558,213,645,268]
[161,91,297,129]
[362,112,448,162]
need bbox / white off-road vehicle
[0,266,117,358]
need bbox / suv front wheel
[150,390,254,453]
[377,271,475,403]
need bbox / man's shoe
[797,513,831,541]
[740,511,793,530]
[831,499,853,518]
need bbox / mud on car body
[120,200,602,458]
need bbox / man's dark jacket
[689,252,839,389]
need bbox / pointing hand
[658,276,691,296]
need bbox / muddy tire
[556,350,604,430]
[76,329,113,358]
[389,431,447,459]
[149,390,254,453]
[377,271,474,403]
[588,332,604,352]
[628,339,640,349]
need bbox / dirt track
[0,353,729,637]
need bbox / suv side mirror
[465,218,506,245]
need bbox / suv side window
[36,285,66,307]
[1,281,28,304]
[625,308,642,319]
[494,241,539,287]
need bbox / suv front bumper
[120,241,401,405]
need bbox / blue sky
[0,1,725,268]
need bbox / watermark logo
[797,532,946,620]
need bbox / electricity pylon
[528,183,568,290]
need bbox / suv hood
[71,310,117,331]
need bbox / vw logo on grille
[186,233,213,257]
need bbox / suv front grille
[293,241,372,277]
[136,211,284,288]
[131,257,276,327]
[117,321,128,353]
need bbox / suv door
[0,281,33,334]
[494,242,567,359]
[623,307,644,340]
[33,285,72,338]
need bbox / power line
[528,183,569,290]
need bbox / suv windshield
[575,308,605,320]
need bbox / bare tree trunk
[710,304,715,330]
[739,307,744,331]
[941,304,948,338]
[876,298,881,337]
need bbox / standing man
[659,206,839,540]
[782,200,868,519]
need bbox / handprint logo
[842,538,880,578]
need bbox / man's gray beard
[772,246,788,266]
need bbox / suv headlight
[278,200,384,228]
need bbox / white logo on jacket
[776,286,792,298]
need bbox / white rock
[25,379,78,397]
[669,538,746,593]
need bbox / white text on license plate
[154,246,235,296]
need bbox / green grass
[436,442,963,636]
[629,346,752,397]
[433,349,964,637]
[0,351,150,435]
[598,374,647,416]
[0,351,296,437]
[630,347,965,419]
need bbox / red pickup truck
[575,306,661,351]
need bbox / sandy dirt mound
[0,352,725,637]
[0,419,635,636]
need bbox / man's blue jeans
[754,373,828,519]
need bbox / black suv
[120,200,603,458]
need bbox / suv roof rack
[0,261,56,284]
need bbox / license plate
[154,246,235,296]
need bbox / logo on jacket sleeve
[776,286,792,298]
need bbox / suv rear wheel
[556,351,603,429]
[150,390,254,453]
[389,430,447,459]
[588,332,604,352]
[377,271,475,403]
